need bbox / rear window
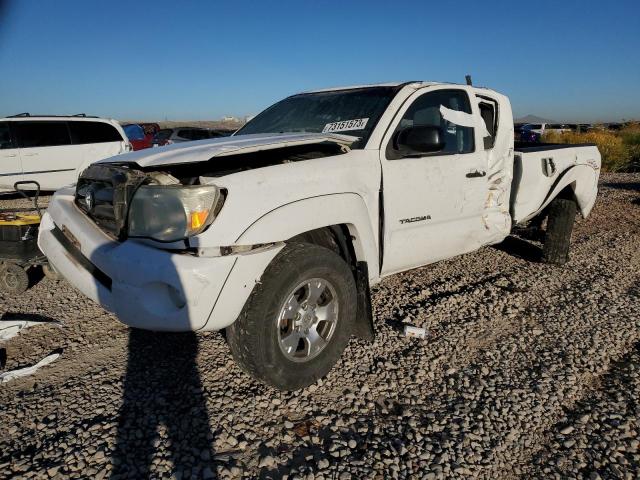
[69,121,123,144]
[478,98,498,149]
[14,121,71,148]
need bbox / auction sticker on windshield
[322,118,369,133]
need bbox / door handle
[542,157,556,177]
[466,170,486,178]
[2,154,17,158]
[23,153,39,157]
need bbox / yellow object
[190,210,209,230]
[0,214,41,226]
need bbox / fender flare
[235,193,380,276]
[527,164,599,222]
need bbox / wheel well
[522,185,579,229]
[288,225,357,270]
[558,184,578,202]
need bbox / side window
[191,129,209,140]
[478,99,498,149]
[14,121,71,148]
[393,89,475,156]
[0,122,14,149]
[176,129,191,140]
[69,121,123,144]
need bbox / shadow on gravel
[601,182,640,192]
[493,235,542,262]
[0,311,60,323]
[111,330,218,479]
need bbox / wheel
[0,263,30,294]
[43,263,61,281]
[542,197,577,265]
[226,242,357,390]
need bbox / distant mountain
[514,114,557,124]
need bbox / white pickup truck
[38,82,601,390]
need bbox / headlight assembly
[128,185,223,242]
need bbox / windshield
[123,124,145,141]
[235,86,400,148]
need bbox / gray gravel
[1,173,639,479]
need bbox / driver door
[380,87,489,276]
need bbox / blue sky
[1,0,639,122]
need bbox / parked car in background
[122,124,154,151]
[545,124,570,133]
[520,123,545,135]
[517,124,541,142]
[566,124,593,133]
[152,127,230,147]
[0,114,129,191]
[522,123,571,137]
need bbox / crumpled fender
[234,192,379,279]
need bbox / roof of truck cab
[302,81,435,93]
[301,81,495,94]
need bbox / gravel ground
[1,173,639,479]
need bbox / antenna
[465,75,473,86]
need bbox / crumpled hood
[101,132,358,168]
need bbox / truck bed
[510,142,601,224]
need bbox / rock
[560,426,575,435]
[258,456,276,469]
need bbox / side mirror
[395,125,445,155]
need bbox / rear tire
[226,242,357,390]
[0,263,30,294]
[542,197,577,265]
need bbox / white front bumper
[38,190,283,332]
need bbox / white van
[0,115,130,192]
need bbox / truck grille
[75,164,148,239]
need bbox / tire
[43,263,61,281]
[542,197,577,265]
[0,263,30,294]
[226,242,357,390]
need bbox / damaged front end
[76,141,349,244]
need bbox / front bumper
[38,189,283,332]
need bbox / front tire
[226,242,357,390]
[542,197,577,265]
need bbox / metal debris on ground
[0,317,62,342]
[0,348,62,384]
[403,325,427,339]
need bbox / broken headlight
[128,185,223,242]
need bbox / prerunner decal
[322,118,369,133]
